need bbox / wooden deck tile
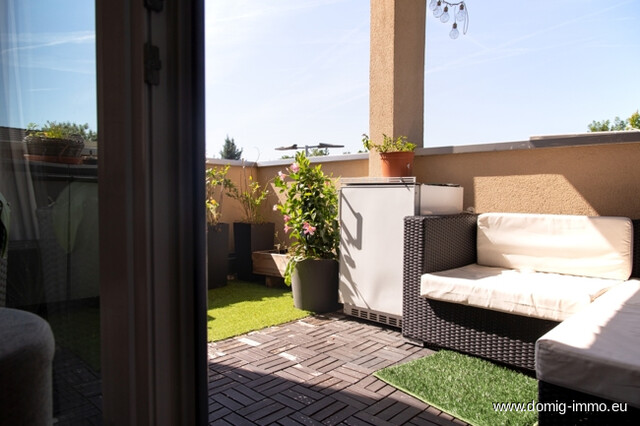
[208,313,468,426]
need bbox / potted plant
[206,165,232,288]
[274,152,340,313]
[362,133,416,177]
[23,121,90,164]
[226,163,274,281]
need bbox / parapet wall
[208,131,640,252]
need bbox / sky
[206,0,640,161]
[0,0,96,133]
[1,1,638,162]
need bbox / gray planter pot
[291,258,339,313]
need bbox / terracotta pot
[379,151,414,177]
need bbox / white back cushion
[477,213,633,280]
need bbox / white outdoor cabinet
[338,178,463,328]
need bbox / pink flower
[283,214,291,223]
[303,222,316,236]
[289,163,300,173]
[278,170,288,179]
[272,204,279,211]
[284,224,291,234]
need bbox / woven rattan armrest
[402,214,558,371]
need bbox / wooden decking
[208,312,467,425]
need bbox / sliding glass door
[0,1,100,423]
[2,1,206,423]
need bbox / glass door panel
[0,1,100,423]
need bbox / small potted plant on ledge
[226,163,274,281]
[24,121,91,164]
[206,165,232,288]
[274,152,340,313]
[362,133,416,177]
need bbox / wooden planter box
[252,249,289,287]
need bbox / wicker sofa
[403,213,640,423]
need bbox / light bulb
[429,0,438,11]
[456,4,467,21]
[449,22,459,39]
[433,2,443,18]
[440,6,450,23]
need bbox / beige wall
[211,137,640,252]
[414,142,640,218]
[207,157,369,251]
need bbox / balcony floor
[207,312,467,425]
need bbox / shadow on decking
[207,313,466,425]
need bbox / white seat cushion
[536,281,640,408]
[420,264,617,322]
[477,213,633,281]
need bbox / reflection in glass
[0,1,100,423]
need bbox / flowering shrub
[274,151,340,284]
[205,165,232,226]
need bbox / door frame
[96,0,207,424]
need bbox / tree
[629,110,640,130]
[219,135,242,160]
[588,110,639,132]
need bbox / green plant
[226,163,269,223]
[274,152,339,285]
[362,133,416,153]
[219,135,243,160]
[26,121,97,142]
[205,164,232,226]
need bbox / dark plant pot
[233,222,275,281]
[207,223,229,289]
[24,135,85,158]
[380,151,414,177]
[291,258,339,313]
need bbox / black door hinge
[145,0,163,12]
[144,43,161,85]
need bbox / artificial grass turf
[207,279,310,342]
[374,350,538,426]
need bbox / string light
[430,1,469,39]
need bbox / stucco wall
[210,135,640,253]
[414,141,640,218]
[369,0,425,176]
[207,157,369,251]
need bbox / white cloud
[1,31,95,54]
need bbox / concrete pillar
[369,0,426,176]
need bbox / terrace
[35,128,640,425]
[2,1,640,425]
[200,128,640,425]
